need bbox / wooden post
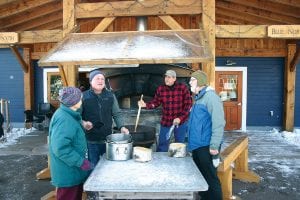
[218,167,233,200]
[283,44,296,131]
[218,136,260,199]
[62,0,78,87]
[202,0,215,88]
[23,47,34,110]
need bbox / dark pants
[0,127,3,138]
[192,146,223,200]
[87,142,106,167]
[157,122,187,152]
[57,184,83,200]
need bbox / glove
[80,159,92,171]
[212,154,220,168]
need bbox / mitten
[80,159,92,171]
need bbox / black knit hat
[89,70,105,82]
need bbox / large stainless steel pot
[106,133,133,161]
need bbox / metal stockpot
[106,133,133,161]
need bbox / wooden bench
[218,135,260,200]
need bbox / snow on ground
[0,128,35,148]
[271,128,300,147]
[247,128,300,175]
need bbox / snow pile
[271,128,300,147]
[0,128,35,148]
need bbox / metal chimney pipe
[136,16,147,31]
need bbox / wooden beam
[217,1,300,24]
[283,44,296,131]
[10,10,62,31]
[31,51,45,60]
[219,136,248,172]
[0,0,58,20]
[0,0,18,6]
[75,0,202,19]
[20,29,62,44]
[23,47,34,110]
[32,19,62,30]
[10,45,29,73]
[216,7,287,25]
[0,1,62,31]
[216,14,247,25]
[158,15,183,30]
[290,44,300,72]
[269,0,300,8]
[216,48,286,57]
[63,0,78,87]
[216,25,267,38]
[202,0,215,87]
[226,0,300,18]
[58,65,68,86]
[63,0,77,37]
[93,17,116,32]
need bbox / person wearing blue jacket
[188,70,225,200]
[49,87,92,200]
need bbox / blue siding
[0,48,24,122]
[295,63,300,127]
[217,57,284,127]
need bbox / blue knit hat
[58,87,82,107]
[89,70,105,82]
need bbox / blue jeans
[87,143,106,167]
[157,121,187,152]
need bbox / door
[215,71,242,130]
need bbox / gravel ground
[0,130,299,200]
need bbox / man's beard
[190,85,197,94]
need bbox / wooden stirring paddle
[134,94,143,132]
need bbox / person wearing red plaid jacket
[138,70,192,152]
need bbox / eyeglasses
[189,77,197,82]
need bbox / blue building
[1,48,299,130]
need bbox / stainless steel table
[84,152,208,200]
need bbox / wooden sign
[0,32,19,44]
[268,25,300,38]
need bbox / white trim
[42,67,97,103]
[216,66,247,132]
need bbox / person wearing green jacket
[188,70,225,200]
[49,87,92,200]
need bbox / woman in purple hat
[49,86,92,200]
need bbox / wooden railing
[218,135,260,200]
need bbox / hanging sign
[268,25,300,38]
[0,32,19,44]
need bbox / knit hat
[58,87,82,107]
[89,70,105,82]
[191,70,208,87]
[165,70,176,77]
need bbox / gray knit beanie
[58,87,82,107]
[89,70,105,82]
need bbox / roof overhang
[38,29,213,67]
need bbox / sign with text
[0,32,19,44]
[268,25,300,38]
